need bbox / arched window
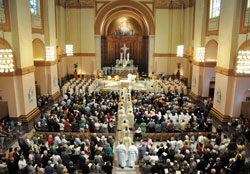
[30,0,40,16]
[209,0,221,19]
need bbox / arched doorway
[205,40,218,99]
[32,39,46,97]
[95,0,155,74]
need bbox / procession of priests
[161,78,187,95]
[116,142,138,169]
[115,87,139,169]
[62,78,99,96]
[118,87,134,131]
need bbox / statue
[127,53,130,61]
[120,53,123,61]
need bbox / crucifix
[121,44,129,60]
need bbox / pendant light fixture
[0,2,14,73]
[236,5,250,74]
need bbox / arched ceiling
[95,0,155,35]
[103,9,148,36]
[107,16,142,36]
[56,0,194,9]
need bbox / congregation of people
[1,75,250,174]
[37,96,50,110]
[2,132,114,174]
[132,88,212,134]
[136,132,250,174]
[35,83,118,133]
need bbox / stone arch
[32,38,45,60]
[205,40,218,61]
[95,0,155,35]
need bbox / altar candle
[120,53,123,61]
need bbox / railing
[33,131,116,139]
[141,132,213,141]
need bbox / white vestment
[123,136,132,150]
[75,86,79,95]
[115,144,127,167]
[128,145,138,167]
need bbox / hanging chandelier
[0,49,14,73]
[66,44,73,56]
[196,47,205,62]
[45,46,55,61]
[177,45,184,57]
[0,2,14,73]
[236,5,250,74]
[236,50,250,74]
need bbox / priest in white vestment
[128,143,138,168]
[128,111,134,128]
[75,86,79,95]
[115,142,127,169]
[123,136,132,150]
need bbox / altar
[120,80,130,88]
[102,44,138,75]
[100,79,148,91]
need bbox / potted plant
[74,63,78,80]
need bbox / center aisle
[113,87,138,174]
